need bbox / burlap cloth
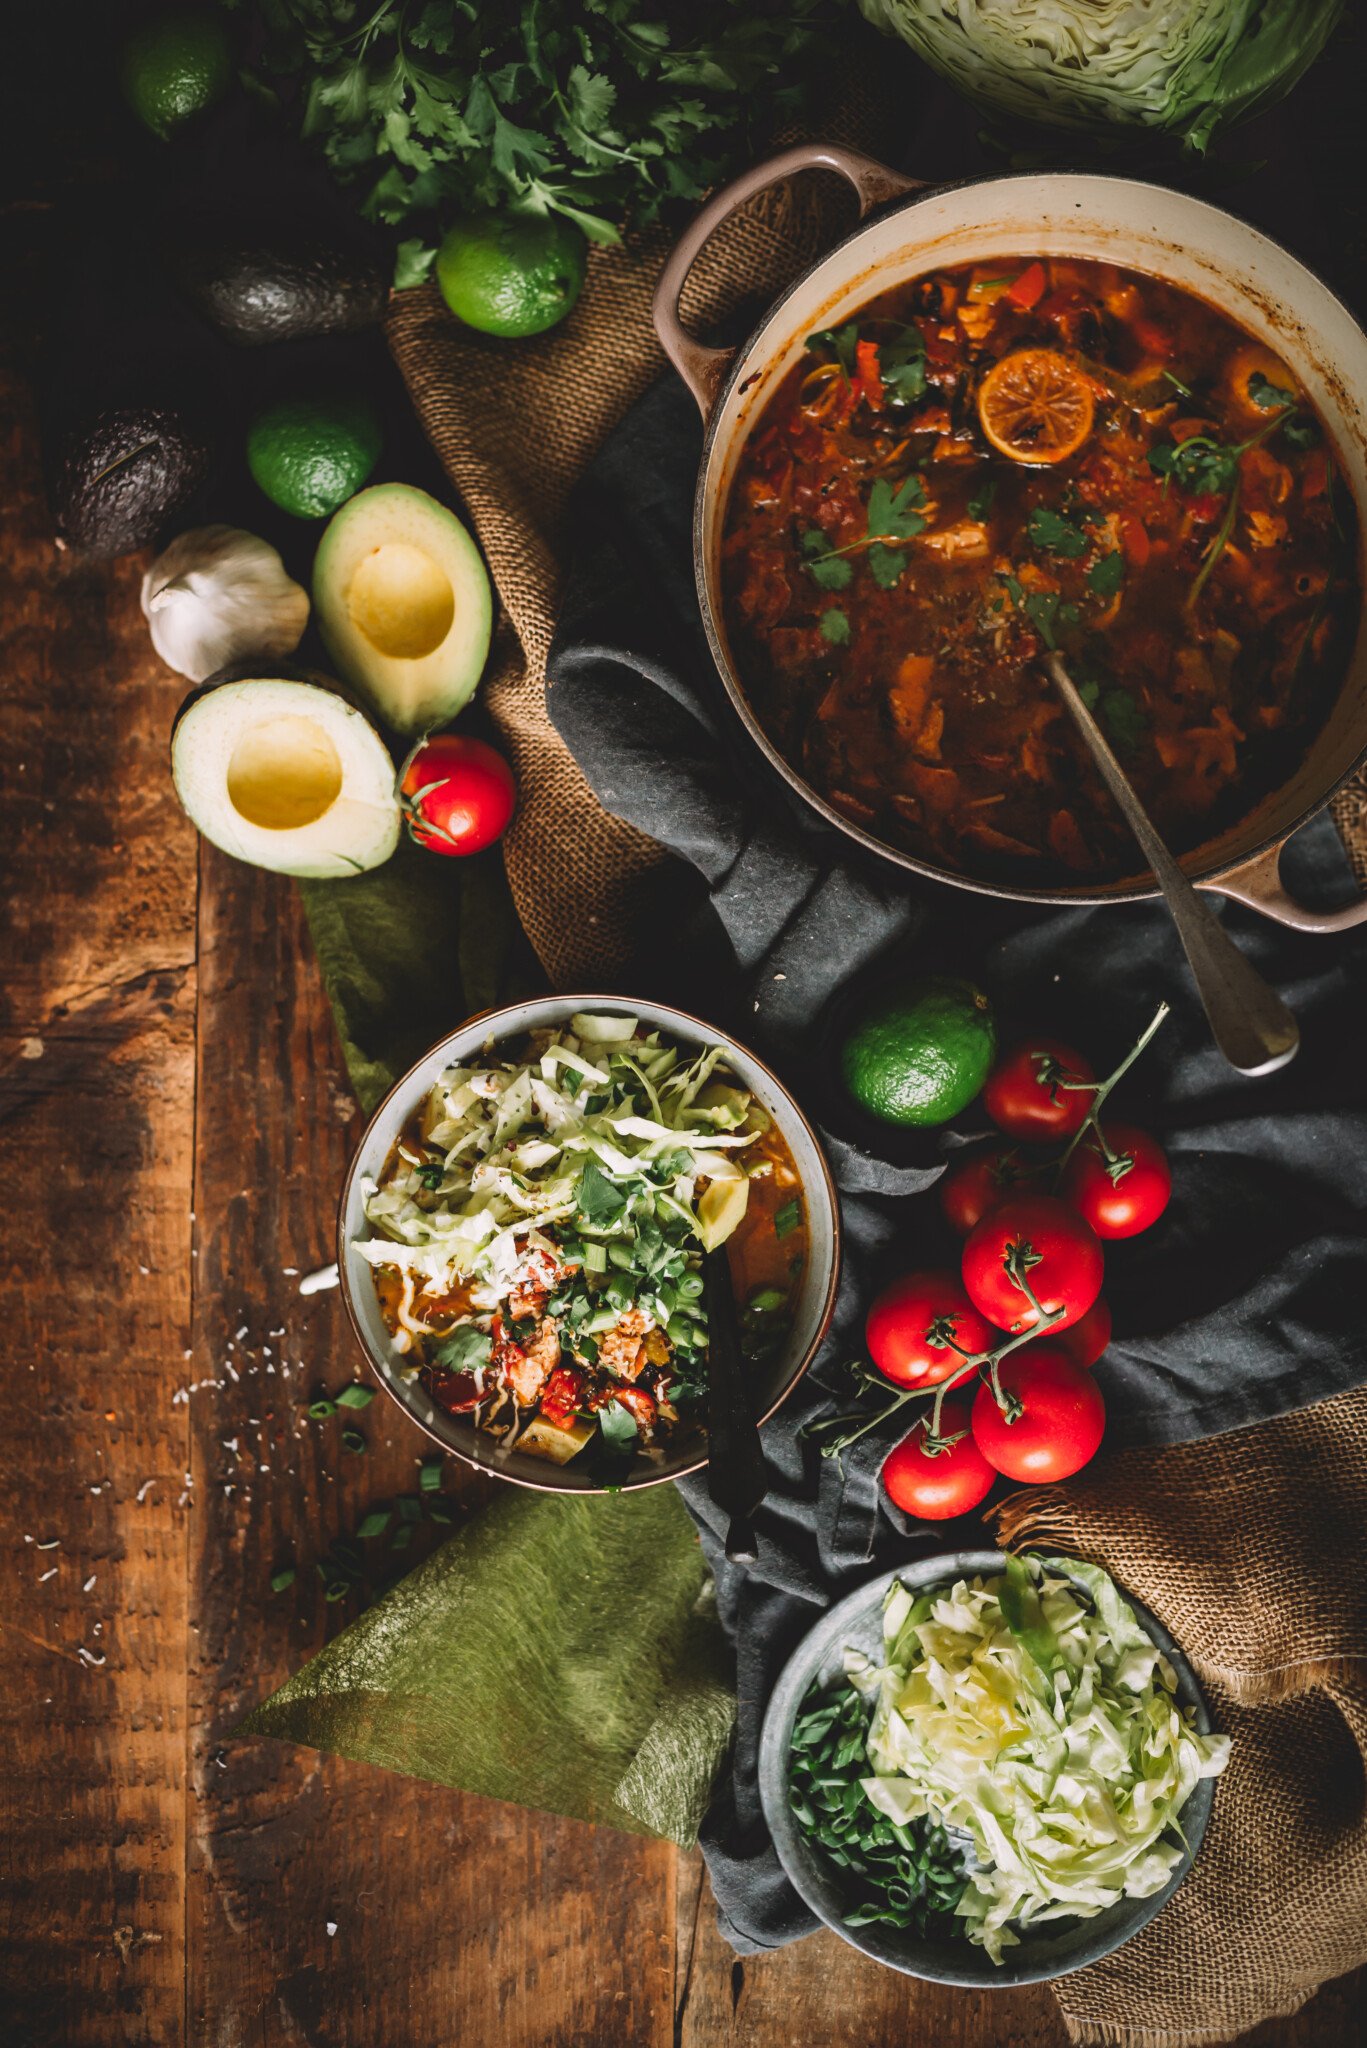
[384,104,1367,2048]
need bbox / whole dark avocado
[174,218,389,346]
[49,404,213,557]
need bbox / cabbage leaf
[858,0,1344,152]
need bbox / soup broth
[721,256,1359,883]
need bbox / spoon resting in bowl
[1043,652,1299,1078]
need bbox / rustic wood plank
[0,364,196,2043]
[185,848,676,2047]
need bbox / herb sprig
[236,0,843,279]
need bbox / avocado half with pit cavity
[171,664,401,878]
[312,484,493,737]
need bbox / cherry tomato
[400,733,516,856]
[539,1365,587,1427]
[961,1194,1104,1334]
[982,1037,1096,1139]
[881,1399,996,1519]
[938,1142,1038,1237]
[970,1345,1105,1481]
[1055,1295,1111,1368]
[865,1270,996,1389]
[1062,1122,1172,1239]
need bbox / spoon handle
[704,1248,769,1565]
[1045,655,1299,1077]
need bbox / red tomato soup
[721,256,1359,884]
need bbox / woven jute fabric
[994,1386,1367,2047]
[385,92,1367,2045]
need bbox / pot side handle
[1200,836,1367,933]
[652,143,923,419]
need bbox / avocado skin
[175,223,389,346]
[50,403,214,557]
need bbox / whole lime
[246,395,382,521]
[840,976,997,1128]
[435,212,587,339]
[119,11,233,141]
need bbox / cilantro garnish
[1248,370,1297,411]
[867,474,928,542]
[819,608,850,645]
[1148,437,1241,497]
[577,1157,627,1225]
[800,528,854,591]
[805,323,860,379]
[877,327,928,406]
[246,6,843,275]
[966,477,997,523]
[1087,551,1125,598]
[1027,506,1089,559]
[430,1326,492,1374]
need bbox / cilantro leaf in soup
[577,1156,627,1224]
[867,544,908,589]
[1087,550,1125,597]
[867,474,928,542]
[819,608,850,645]
[806,323,860,378]
[1099,688,1148,751]
[1247,369,1296,411]
[1149,436,1240,497]
[431,1326,492,1373]
[801,528,854,591]
[1027,506,1088,558]
[878,327,928,406]
[966,476,997,523]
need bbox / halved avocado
[312,484,493,737]
[171,665,401,879]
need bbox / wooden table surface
[2,277,1363,2048]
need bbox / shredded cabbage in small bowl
[849,1556,1229,1962]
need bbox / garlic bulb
[140,526,310,681]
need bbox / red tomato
[970,1346,1105,1481]
[1005,261,1046,310]
[400,734,516,857]
[961,1195,1104,1334]
[1119,513,1151,567]
[938,1142,1039,1237]
[539,1365,587,1427]
[1062,1123,1172,1239]
[982,1037,1096,1140]
[855,338,885,410]
[1055,1295,1111,1368]
[881,1400,996,1519]
[865,1270,995,1389]
[598,1383,657,1433]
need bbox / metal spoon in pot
[1043,652,1299,1078]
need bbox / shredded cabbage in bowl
[849,1556,1230,1962]
[858,0,1343,153]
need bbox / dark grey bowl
[758,1549,1219,1986]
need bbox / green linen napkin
[240,863,737,1847]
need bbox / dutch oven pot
[652,143,1367,935]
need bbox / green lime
[840,975,997,1128]
[246,395,382,521]
[119,11,233,140]
[435,212,587,339]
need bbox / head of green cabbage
[858,0,1343,153]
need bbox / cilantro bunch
[235,0,843,283]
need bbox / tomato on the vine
[1062,1122,1171,1239]
[970,1345,1105,1481]
[961,1194,1104,1334]
[983,1037,1096,1140]
[400,732,516,856]
[938,1142,1038,1237]
[1054,1295,1111,1368]
[881,1399,996,1519]
[865,1270,995,1389]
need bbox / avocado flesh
[171,672,400,879]
[313,484,493,737]
[51,403,213,557]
